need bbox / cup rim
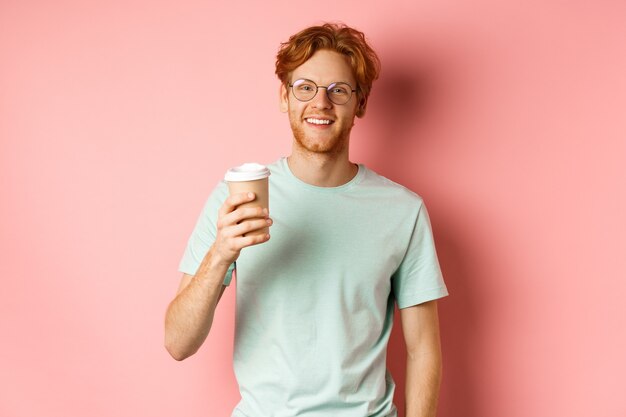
[224,163,271,182]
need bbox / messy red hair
[275,23,381,108]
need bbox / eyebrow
[293,77,356,87]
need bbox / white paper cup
[224,163,271,237]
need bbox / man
[165,23,448,417]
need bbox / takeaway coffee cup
[224,163,271,237]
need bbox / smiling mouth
[305,117,334,125]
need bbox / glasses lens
[327,82,352,105]
[292,79,317,101]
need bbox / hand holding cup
[212,163,272,266]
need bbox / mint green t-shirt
[179,158,448,417]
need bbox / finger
[220,206,268,230]
[219,192,256,217]
[231,233,271,251]
[227,218,272,238]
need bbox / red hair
[275,23,381,105]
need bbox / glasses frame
[288,78,358,105]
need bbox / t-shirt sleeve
[392,201,448,308]
[178,181,235,286]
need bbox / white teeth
[306,118,332,125]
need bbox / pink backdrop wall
[2,1,625,416]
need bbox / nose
[311,87,333,109]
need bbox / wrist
[207,245,234,270]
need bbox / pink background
[2,1,625,416]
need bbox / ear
[279,84,289,113]
[356,95,368,118]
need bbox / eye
[328,83,351,96]
[330,87,348,95]
[293,80,316,92]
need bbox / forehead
[291,49,356,85]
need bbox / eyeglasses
[288,78,357,105]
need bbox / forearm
[164,246,229,360]
[404,350,442,417]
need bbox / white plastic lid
[224,162,271,182]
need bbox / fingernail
[263,208,268,215]
[266,218,272,225]
[248,192,255,199]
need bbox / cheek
[287,106,302,123]
[339,107,359,124]
[289,102,307,117]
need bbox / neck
[287,147,358,187]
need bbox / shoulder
[199,179,228,214]
[359,165,425,207]
[208,179,229,200]
[267,157,287,180]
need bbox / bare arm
[164,192,272,361]
[400,300,443,417]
